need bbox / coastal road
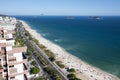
[29,41,68,79]
[31,50,52,80]
[16,24,52,80]
[17,22,68,80]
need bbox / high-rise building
[0,27,28,80]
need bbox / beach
[20,20,119,80]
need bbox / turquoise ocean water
[15,16,120,77]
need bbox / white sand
[20,20,119,80]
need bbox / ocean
[14,16,120,77]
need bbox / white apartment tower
[0,27,28,80]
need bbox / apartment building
[0,16,16,30]
[0,27,28,80]
[0,28,15,45]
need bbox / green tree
[25,30,32,40]
[32,38,39,45]
[44,66,54,74]
[56,61,65,68]
[52,74,61,80]
[49,56,55,62]
[26,49,32,56]
[31,60,37,66]
[71,78,81,80]
[31,67,40,74]
[15,37,25,46]
[67,68,75,73]
[28,56,32,61]
[67,74,76,79]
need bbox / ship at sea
[89,16,103,20]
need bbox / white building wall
[3,30,7,33]
[6,40,15,45]
[7,34,13,38]
[15,74,24,80]
[0,40,6,43]
[14,52,24,80]
[14,53,23,62]
[6,54,10,80]
[6,46,12,51]
[14,64,23,73]
[0,39,15,45]
[0,25,15,30]
[7,25,15,30]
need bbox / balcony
[8,70,28,77]
[8,59,27,66]
[8,63,28,79]
[9,58,16,63]
[9,68,17,74]
[8,56,16,61]
[4,36,9,39]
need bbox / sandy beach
[20,20,119,80]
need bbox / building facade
[0,27,28,80]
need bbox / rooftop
[7,47,27,54]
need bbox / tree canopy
[31,67,40,74]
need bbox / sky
[0,0,120,16]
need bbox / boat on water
[89,16,103,20]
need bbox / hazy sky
[0,0,120,16]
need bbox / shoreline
[20,20,119,80]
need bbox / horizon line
[10,15,120,17]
